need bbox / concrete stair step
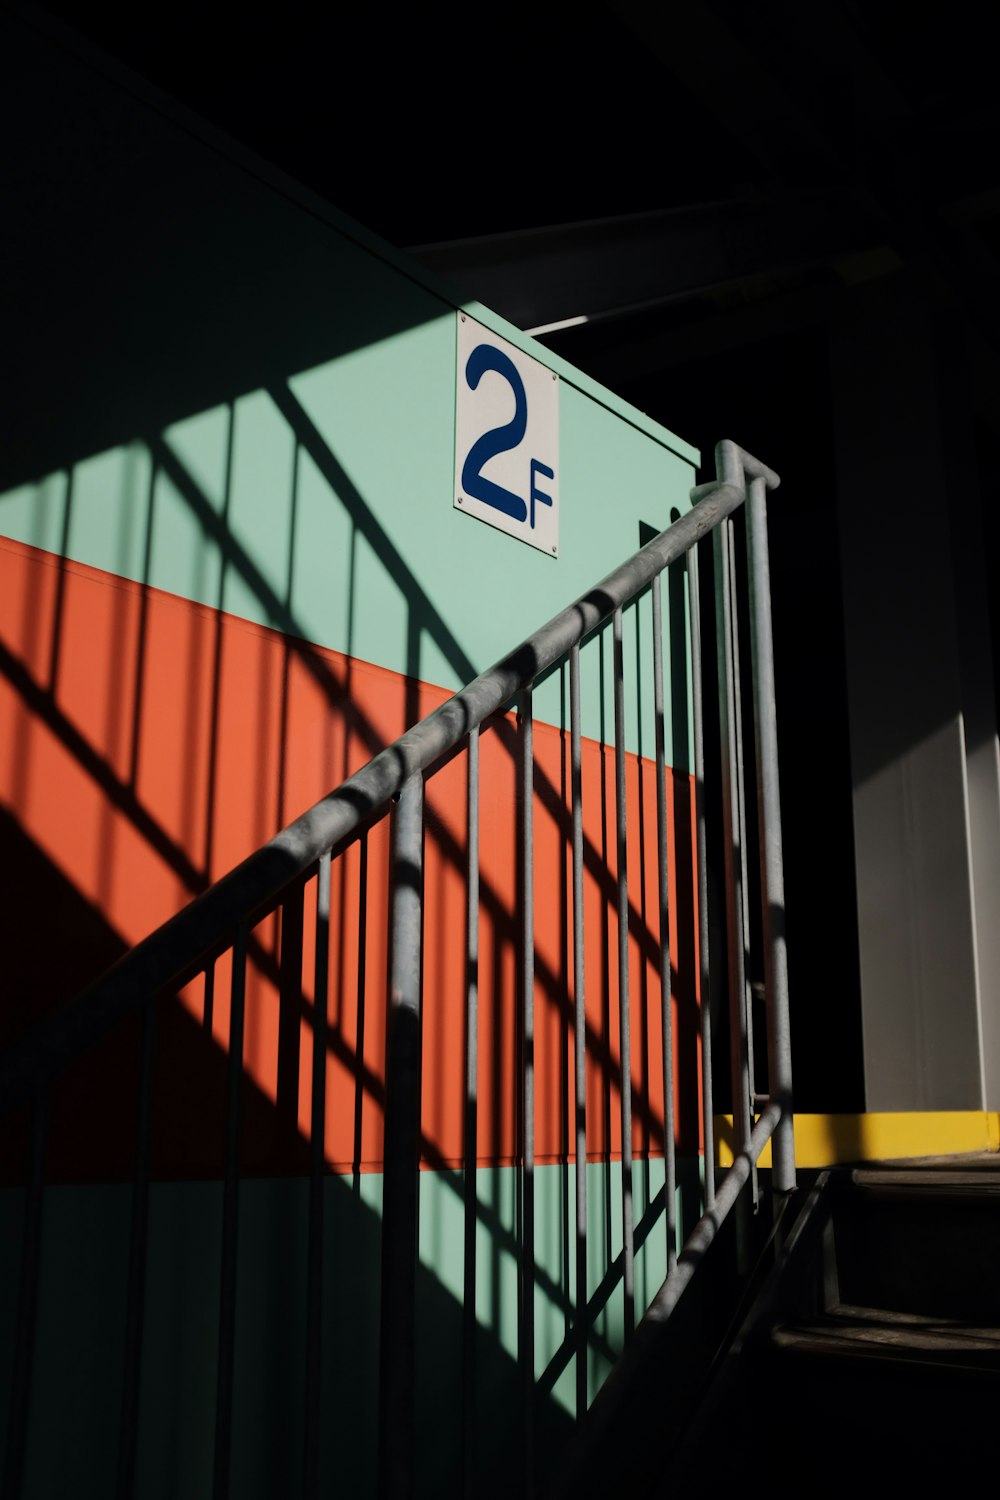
[772,1302,1000,1375]
[828,1159,1000,1320]
[849,1161,1000,1201]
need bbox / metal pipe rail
[0,470,741,1106]
[0,439,793,1500]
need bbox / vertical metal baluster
[117,999,157,1500]
[745,476,795,1195]
[277,884,305,1133]
[305,855,331,1500]
[687,542,715,1211]
[204,960,215,1035]
[612,608,635,1338]
[4,1089,48,1500]
[569,645,588,1418]
[352,835,370,1183]
[713,521,753,1196]
[462,731,480,1498]
[213,923,247,1500]
[651,575,677,1274]
[518,690,535,1499]
[379,773,424,1500]
[727,525,758,1208]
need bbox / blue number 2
[461,345,528,522]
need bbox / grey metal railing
[0,439,792,1500]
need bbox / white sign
[454,314,560,557]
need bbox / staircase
[6,414,996,1494]
[1,442,793,1499]
[662,1156,1000,1496]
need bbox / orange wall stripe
[0,536,702,1180]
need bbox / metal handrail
[1,437,792,1500]
[2,462,754,1109]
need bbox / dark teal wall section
[0,1166,706,1498]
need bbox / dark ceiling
[32,2,1000,237]
[32,0,1000,420]
[33,1,759,243]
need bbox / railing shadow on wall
[0,16,726,1490]
[0,391,708,1498]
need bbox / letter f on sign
[530,460,554,529]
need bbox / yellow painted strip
[714,1112,1000,1168]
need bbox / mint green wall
[1,346,696,763]
[1,243,697,762]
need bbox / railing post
[518,689,536,1497]
[462,730,480,1498]
[304,853,331,1500]
[569,645,589,1406]
[379,772,424,1500]
[4,1090,47,1500]
[117,998,157,1500]
[213,923,247,1500]
[651,574,676,1276]
[611,609,635,1337]
[686,540,715,1212]
[713,519,755,1203]
[745,475,795,1195]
